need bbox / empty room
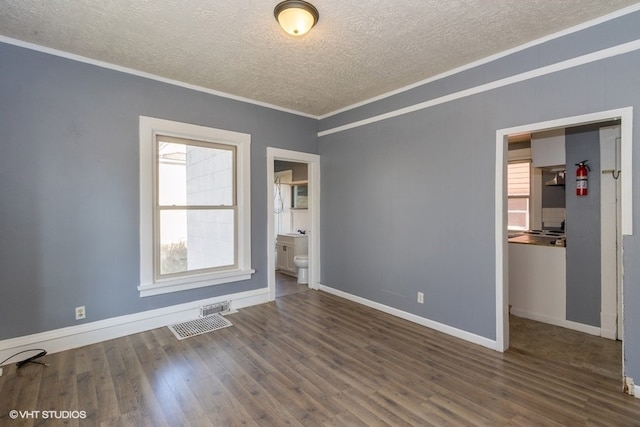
[3,1,640,425]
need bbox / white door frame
[267,148,321,301]
[600,125,622,340]
[495,107,633,355]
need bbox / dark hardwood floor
[276,271,308,298]
[510,314,622,381]
[2,287,640,426]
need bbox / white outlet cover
[75,306,86,319]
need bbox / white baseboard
[624,376,640,398]
[318,284,497,350]
[0,288,269,366]
[510,308,601,336]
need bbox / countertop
[508,234,565,247]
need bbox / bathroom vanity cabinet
[277,234,308,276]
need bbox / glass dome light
[274,0,319,36]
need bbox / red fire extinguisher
[576,160,590,196]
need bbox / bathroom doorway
[267,148,321,301]
[274,161,307,296]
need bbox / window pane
[158,143,186,206]
[508,197,529,230]
[507,162,530,196]
[508,212,528,230]
[159,209,235,275]
[507,198,528,211]
[158,141,234,206]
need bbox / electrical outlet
[417,292,424,304]
[75,306,86,320]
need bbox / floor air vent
[168,313,232,340]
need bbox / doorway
[267,148,321,301]
[495,108,633,380]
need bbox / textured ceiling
[1,1,639,117]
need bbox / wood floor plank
[2,288,640,426]
[195,330,305,425]
[0,364,42,427]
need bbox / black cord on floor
[0,349,48,368]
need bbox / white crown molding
[319,2,640,120]
[4,4,640,123]
[318,39,640,137]
[0,35,318,120]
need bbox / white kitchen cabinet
[509,243,566,325]
[276,234,308,277]
[531,128,565,167]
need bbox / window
[507,161,531,231]
[139,117,253,297]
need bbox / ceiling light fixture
[274,0,319,37]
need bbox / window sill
[138,269,255,297]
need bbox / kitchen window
[138,117,254,297]
[507,161,531,231]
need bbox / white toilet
[293,255,309,284]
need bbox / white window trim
[138,116,254,297]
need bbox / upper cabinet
[531,129,565,168]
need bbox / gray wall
[565,124,602,327]
[318,9,640,381]
[4,8,640,387]
[0,42,317,339]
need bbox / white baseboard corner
[0,287,269,366]
[624,376,639,398]
[318,284,496,350]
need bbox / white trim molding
[267,148,321,301]
[0,288,269,366]
[624,376,640,398]
[319,3,640,120]
[495,107,633,358]
[319,40,640,137]
[0,35,318,120]
[319,284,497,350]
[138,116,254,297]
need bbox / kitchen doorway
[266,148,321,301]
[495,108,633,382]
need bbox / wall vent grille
[200,301,230,317]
